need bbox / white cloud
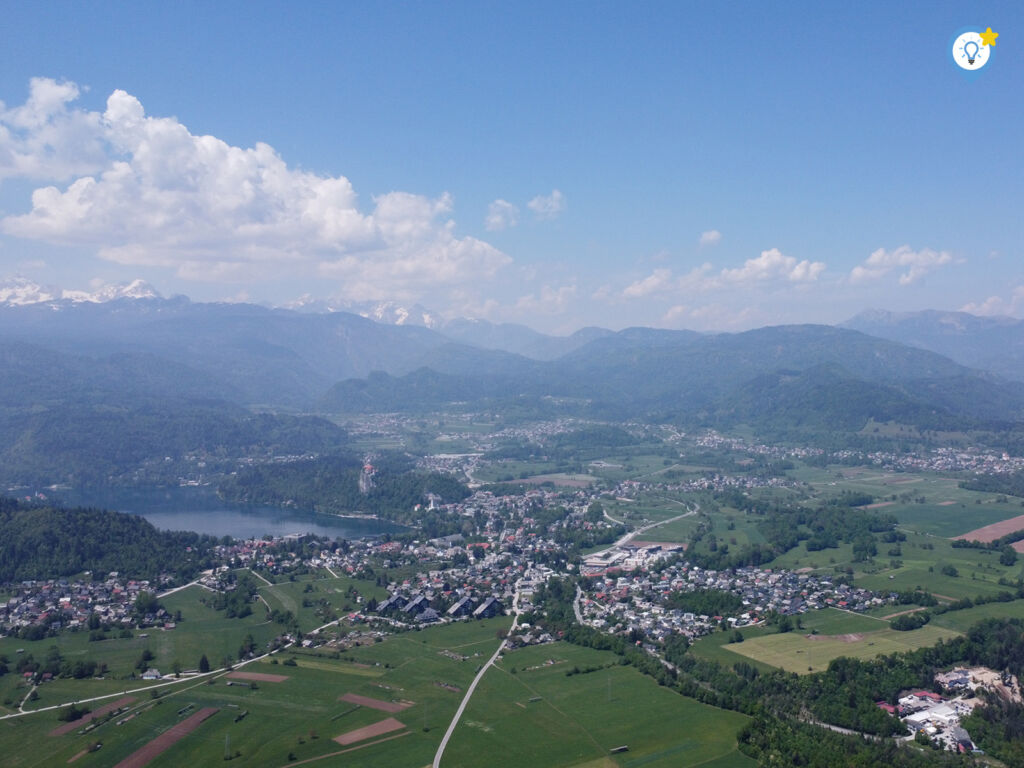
[623,268,673,298]
[960,286,1024,317]
[0,79,509,299]
[485,199,519,231]
[720,248,825,284]
[662,304,690,325]
[698,229,721,247]
[526,189,565,220]
[620,250,823,301]
[849,245,953,285]
[0,78,108,181]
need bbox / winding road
[590,501,699,561]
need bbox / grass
[0,584,284,714]
[727,624,960,674]
[929,598,1024,633]
[688,626,778,674]
[443,642,753,768]
[0,606,755,768]
[0,617,514,768]
[795,607,890,635]
[688,609,890,674]
[790,465,1024,538]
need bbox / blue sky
[0,1,1021,332]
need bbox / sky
[0,1,1021,333]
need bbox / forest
[217,453,471,527]
[0,498,220,582]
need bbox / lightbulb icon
[951,30,993,73]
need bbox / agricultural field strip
[494,665,607,754]
[432,578,523,768]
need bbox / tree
[1000,545,1019,567]
[134,590,160,616]
[198,654,210,673]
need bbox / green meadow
[0,615,757,768]
[727,624,960,674]
[443,642,754,768]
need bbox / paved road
[589,501,699,560]
[432,579,523,768]
[0,640,296,722]
[156,569,216,599]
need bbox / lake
[44,485,404,540]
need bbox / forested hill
[217,454,471,529]
[320,324,1024,436]
[0,404,350,487]
[0,498,220,583]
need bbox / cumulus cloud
[620,249,823,300]
[698,229,721,247]
[0,78,108,181]
[960,286,1024,317]
[623,268,673,298]
[485,199,519,231]
[849,246,953,285]
[720,248,825,284]
[662,304,690,324]
[526,189,565,220]
[0,78,509,299]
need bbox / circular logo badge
[952,31,990,70]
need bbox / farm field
[852,529,1024,599]
[791,465,1024,538]
[688,626,778,674]
[0,617,513,768]
[764,529,1024,600]
[794,607,891,634]
[256,573,388,634]
[0,585,288,716]
[443,642,754,768]
[929,598,1024,633]
[689,609,889,674]
[726,624,960,674]
[0,617,759,768]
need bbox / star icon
[980,27,998,46]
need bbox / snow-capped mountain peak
[0,277,59,306]
[282,296,442,328]
[0,278,162,306]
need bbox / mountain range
[5,281,1024,443]
[842,309,1024,383]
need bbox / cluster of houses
[376,592,504,624]
[372,559,554,628]
[578,561,886,642]
[0,573,174,636]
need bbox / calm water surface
[48,486,403,540]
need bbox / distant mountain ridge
[321,323,1024,434]
[842,309,1024,382]
[5,286,1024,437]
